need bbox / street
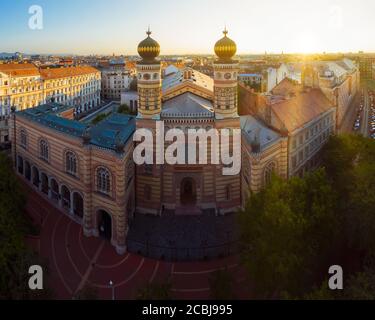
[361,88,370,137]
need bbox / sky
[0,0,374,55]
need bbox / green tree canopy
[239,134,375,299]
[0,153,51,299]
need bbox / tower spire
[147,25,151,36]
[223,25,228,36]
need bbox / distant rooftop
[239,73,262,77]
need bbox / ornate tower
[136,28,162,119]
[213,28,239,119]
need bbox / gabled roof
[161,92,214,119]
[270,79,334,132]
[162,67,213,97]
[271,77,299,96]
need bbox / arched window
[20,129,27,149]
[264,162,276,186]
[39,139,49,161]
[96,167,111,194]
[144,185,151,201]
[65,151,77,176]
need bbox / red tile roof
[0,63,40,77]
[270,78,334,132]
[0,64,99,79]
[39,66,99,80]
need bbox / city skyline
[1,0,375,55]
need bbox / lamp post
[109,280,115,300]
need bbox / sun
[294,32,319,54]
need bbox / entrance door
[98,210,112,240]
[180,178,196,206]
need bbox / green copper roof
[17,103,135,152]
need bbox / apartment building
[0,63,101,143]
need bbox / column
[22,159,25,176]
[70,192,74,215]
[115,213,127,255]
[38,171,42,192]
[48,177,52,199]
[58,185,62,208]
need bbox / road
[361,88,370,137]
[339,91,362,134]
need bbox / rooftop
[17,103,135,152]
[270,78,334,132]
[161,92,214,119]
[162,68,213,95]
[0,63,40,77]
[0,63,100,79]
[39,66,100,80]
[240,115,281,151]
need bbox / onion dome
[137,28,160,62]
[214,28,237,61]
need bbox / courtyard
[24,182,249,299]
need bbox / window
[96,167,111,194]
[264,162,276,186]
[66,151,77,176]
[20,129,27,149]
[40,139,49,161]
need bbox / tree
[344,267,375,300]
[117,104,136,115]
[301,280,338,300]
[323,135,375,259]
[91,113,108,125]
[137,281,172,300]
[239,134,375,299]
[0,153,51,299]
[239,169,339,298]
[75,284,98,300]
[209,268,236,300]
